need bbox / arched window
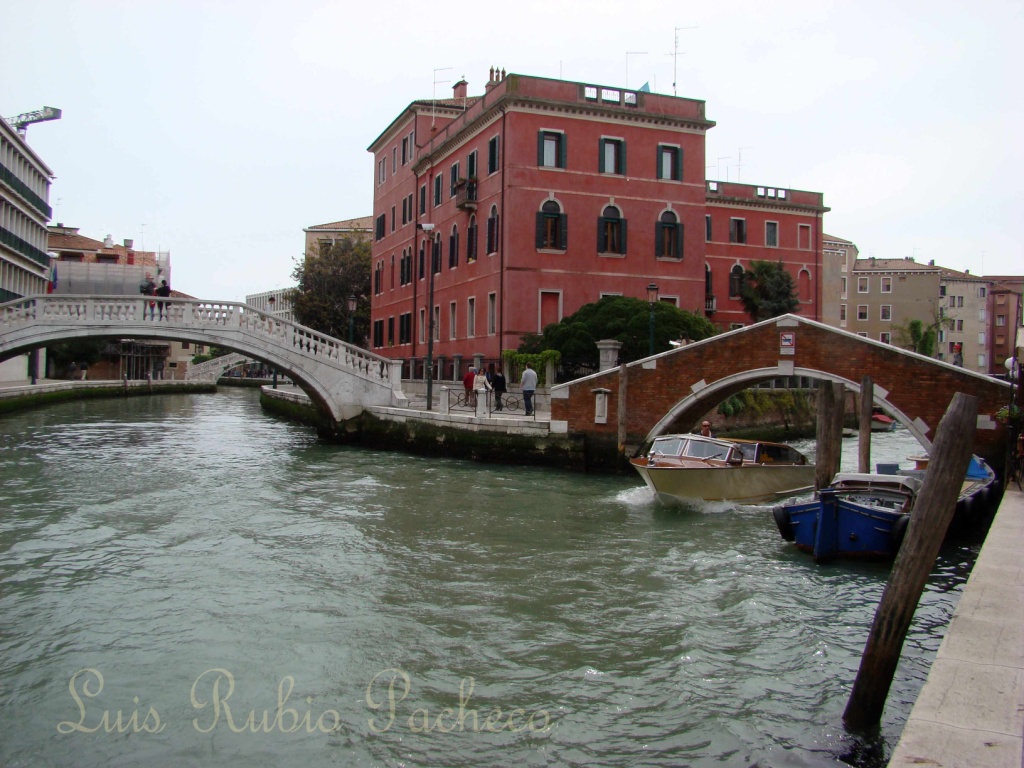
[467,215,478,262]
[729,264,745,298]
[705,264,712,295]
[798,268,812,302]
[432,234,441,274]
[486,205,499,254]
[598,205,626,254]
[655,210,681,259]
[536,200,567,250]
[448,224,459,269]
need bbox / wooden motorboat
[630,434,816,505]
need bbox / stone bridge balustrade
[0,294,406,423]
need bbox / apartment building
[366,69,828,366]
[303,216,372,257]
[0,113,53,380]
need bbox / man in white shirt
[520,363,538,416]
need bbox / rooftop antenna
[717,155,731,182]
[626,51,647,88]
[736,146,753,182]
[432,67,452,129]
[669,25,697,96]
[3,106,62,138]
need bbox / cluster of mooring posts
[813,381,980,730]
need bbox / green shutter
[620,219,628,254]
[655,222,663,257]
[536,212,545,249]
[538,132,545,166]
[597,218,606,252]
[598,139,605,173]
[620,141,627,175]
[675,224,683,258]
[677,149,684,181]
[559,134,567,168]
[559,214,568,250]
[656,146,664,180]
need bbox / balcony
[705,295,717,315]
[455,180,478,211]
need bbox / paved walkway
[888,483,1024,767]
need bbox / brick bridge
[550,315,1012,470]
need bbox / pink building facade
[367,70,828,370]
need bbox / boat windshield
[682,440,730,460]
[649,437,685,458]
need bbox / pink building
[367,69,828,371]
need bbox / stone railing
[1,295,397,387]
[186,352,250,381]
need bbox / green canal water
[0,388,979,767]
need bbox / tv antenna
[432,67,452,128]
[669,25,697,96]
[736,146,753,182]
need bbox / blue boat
[773,457,996,562]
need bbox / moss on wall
[0,382,216,416]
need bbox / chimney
[485,66,504,92]
[452,79,468,99]
[103,234,114,248]
[928,259,934,266]
[124,239,133,249]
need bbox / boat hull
[631,460,816,505]
[781,492,907,561]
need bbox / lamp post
[267,295,277,388]
[347,294,357,345]
[419,223,437,410]
[647,282,659,356]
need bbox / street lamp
[348,294,357,345]
[647,282,659,356]
[419,223,437,410]
[268,295,277,388]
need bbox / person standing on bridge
[520,362,538,416]
[155,279,171,320]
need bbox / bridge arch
[0,295,406,423]
[551,314,1012,470]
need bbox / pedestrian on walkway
[473,367,491,409]
[491,366,507,411]
[520,362,538,416]
[463,367,477,408]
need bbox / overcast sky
[4,0,1021,302]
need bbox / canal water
[0,389,980,767]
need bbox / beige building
[936,268,993,373]
[303,216,372,257]
[821,234,859,328]
[988,278,1024,374]
[840,257,942,345]
[1,112,53,381]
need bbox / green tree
[894,318,937,356]
[291,238,371,345]
[739,260,800,322]
[518,295,717,362]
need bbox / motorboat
[630,434,816,505]
[772,456,997,561]
[870,411,896,432]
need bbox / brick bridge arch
[551,315,1011,470]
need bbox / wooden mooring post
[859,375,873,473]
[843,392,978,731]
[815,381,845,490]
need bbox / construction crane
[3,106,62,137]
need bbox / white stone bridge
[0,295,406,422]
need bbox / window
[949,296,956,308]
[599,138,625,174]
[996,314,1006,326]
[957,296,964,308]
[538,131,567,168]
[939,285,947,296]
[468,150,477,179]
[487,293,496,335]
[840,304,847,323]
[765,221,778,247]
[378,158,385,185]
[881,276,892,293]
[979,286,987,298]
[486,206,499,254]
[858,277,869,293]
[657,145,681,181]
[466,215,478,262]
[956,319,963,331]
[449,302,457,339]
[705,214,712,242]
[841,277,847,298]
[978,331,986,344]
[432,306,440,341]
[705,264,712,296]
[880,305,891,321]
[448,225,459,268]
[419,308,426,343]
[488,136,499,174]
[449,162,460,196]
[433,176,442,207]
[729,218,746,244]
[978,308,986,321]
[656,210,681,259]
[798,224,811,249]
[390,205,395,233]
[880,332,891,344]
[598,205,626,255]
[401,136,409,165]
[418,243,425,280]
[432,236,441,275]
[387,316,394,346]
[373,319,384,348]
[375,214,386,241]
[536,200,567,250]
[399,312,412,345]
[467,297,476,338]
[392,147,397,174]
[729,265,745,297]
[857,305,868,320]
[419,185,426,215]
